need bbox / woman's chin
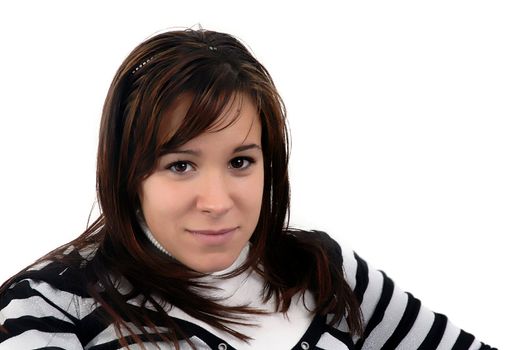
[190,251,243,274]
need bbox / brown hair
[0,29,362,348]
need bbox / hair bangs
[159,62,251,154]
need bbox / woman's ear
[135,207,145,222]
[136,182,145,210]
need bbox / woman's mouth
[187,227,238,235]
[186,227,238,245]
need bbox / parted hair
[0,29,363,348]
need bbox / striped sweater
[0,239,495,349]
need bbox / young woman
[0,29,495,350]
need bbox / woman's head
[96,29,290,272]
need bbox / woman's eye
[169,161,194,173]
[229,157,254,170]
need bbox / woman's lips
[187,227,238,235]
[187,227,238,245]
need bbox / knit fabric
[0,236,496,349]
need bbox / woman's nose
[195,172,234,216]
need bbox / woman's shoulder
[287,228,342,249]
[0,246,100,348]
[0,245,98,319]
[286,228,373,292]
[287,229,348,265]
[8,245,94,287]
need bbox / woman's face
[139,94,264,273]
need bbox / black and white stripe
[342,252,493,349]
[0,246,496,349]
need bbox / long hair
[0,29,362,348]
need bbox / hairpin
[131,56,155,75]
[209,45,217,51]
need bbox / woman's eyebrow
[170,149,200,156]
[167,144,261,156]
[233,144,261,153]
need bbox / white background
[1,1,521,348]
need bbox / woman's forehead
[158,92,258,147]
[160,93,193,137]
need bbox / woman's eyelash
[229,156,256,170]
[167,161,195,173]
